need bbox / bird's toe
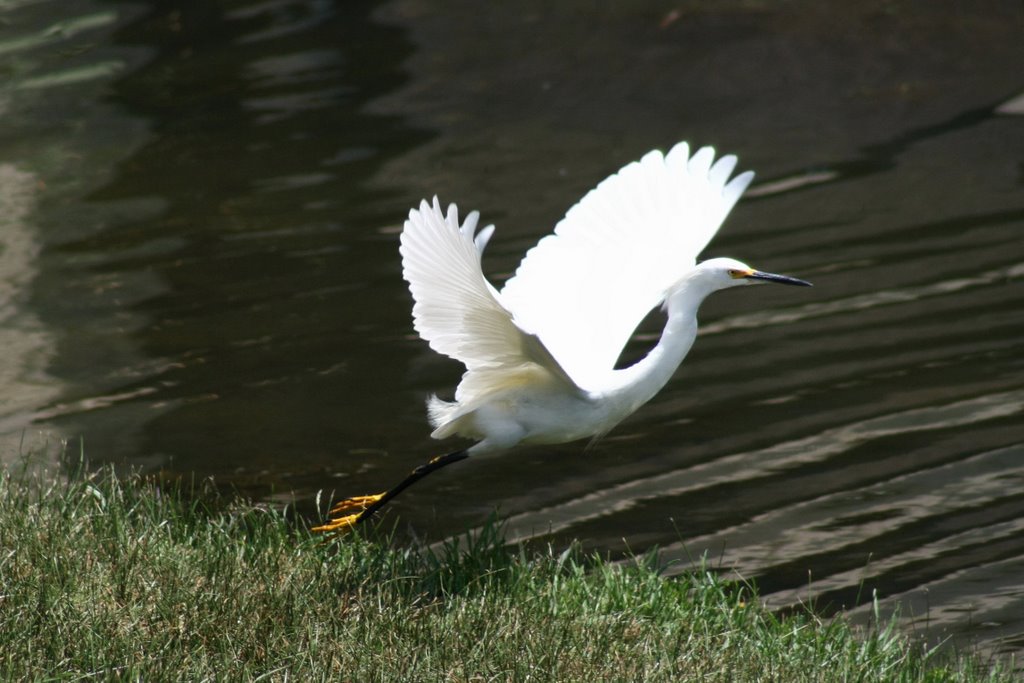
[311,512,361,534]
[327,493,386,516]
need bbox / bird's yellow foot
[311,492,386,534]
[328,493,386,515]
[311,512,361,534]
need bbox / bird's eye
[728,269,743,278]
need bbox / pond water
[2,0,1023,659]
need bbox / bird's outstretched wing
[400,198,581,395]
[500,143,754,389]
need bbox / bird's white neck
[601,273,719,415]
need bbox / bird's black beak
[746,270,813,287]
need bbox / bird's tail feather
[426,394,458,430]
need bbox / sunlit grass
[0,460,1014,681]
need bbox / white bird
[314,142,810,533]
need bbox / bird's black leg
[313,449,469,533]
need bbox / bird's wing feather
[500,143,754,388]
[400,197,581,393]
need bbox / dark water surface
[2,0,1024,658]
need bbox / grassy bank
[0,464,1013,681]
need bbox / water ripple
[499,389,1024,544]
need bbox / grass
[0,461,1015,682]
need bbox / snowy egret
[313,142,810,533]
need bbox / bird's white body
[399,142,801,457]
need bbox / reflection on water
[0,164,59,442]
[1,0,1024,659]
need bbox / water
[2,0,1024,658]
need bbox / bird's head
[695,257,813,291]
